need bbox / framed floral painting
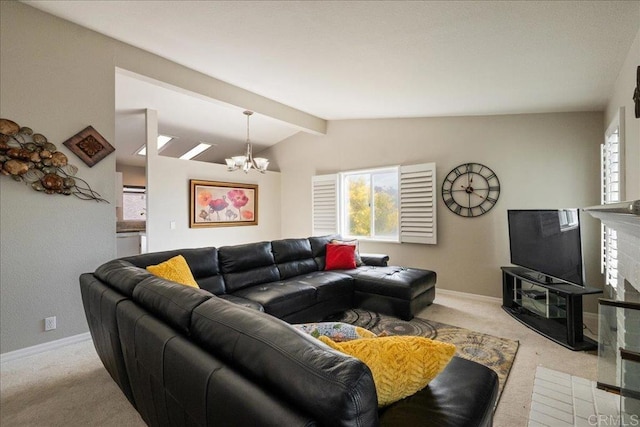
[189,180,258,228]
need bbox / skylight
[136,134,174,156]
[179,143,211,160]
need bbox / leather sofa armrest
[360,253,389,266]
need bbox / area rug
[330,309,519,400]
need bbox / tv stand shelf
[501,267,602,351]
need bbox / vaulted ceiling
[24,1,640,166]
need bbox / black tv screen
[508,209,585,286]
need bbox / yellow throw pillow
[146,255,199,288]
[318,335,456,407]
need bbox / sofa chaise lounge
[80,235,499,426]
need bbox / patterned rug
[331,309,519,400]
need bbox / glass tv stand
[501,266,602,351]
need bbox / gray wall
[263,112,605,313]
[116,164,146,187]
[0,2,316,354]
[0,2,117,352]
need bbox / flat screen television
[507,209,585,286]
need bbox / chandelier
[225,110,269,173]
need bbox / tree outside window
[343,169,398,240]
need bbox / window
[342,168,399,240]
[601,108,625,289]
[312,163,436,244]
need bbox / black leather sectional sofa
[80,235,499,426]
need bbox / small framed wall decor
[62,125,114,167]
[190,179,258,228]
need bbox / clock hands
[470,189,487,199]
[452,184,488,200]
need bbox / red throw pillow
[325,243,356,270]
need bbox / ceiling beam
[114,43,327,136]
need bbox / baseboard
[436,288,502,304]
[0,332,91,364]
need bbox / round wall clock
[441,162,500,217]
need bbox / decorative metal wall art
[63,125,114,167]
[0,118,107,202]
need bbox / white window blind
[311,174,339,235]
[399,163,437,244]
[311,162,436,244]
[600,108,625,289]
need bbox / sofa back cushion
[95,259,155,297]
[308,234,341,270]
[271,238,318,279]
[218,242,280,292]
[190,297,379,427]
[122,247,225,295]
[132,276,213,334]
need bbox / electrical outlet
[44,316,56,331]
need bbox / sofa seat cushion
[350,267,436,300]
[280,271,353,302]
[232,282,317,318]
[218,294,264,312]
[378,356,498,427]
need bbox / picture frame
[189,179,258,228]
[62,125,115,167]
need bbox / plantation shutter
[399,163,437,244]
[600,108,624,288]
[311,174,338,235]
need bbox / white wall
[605,27,640,200]
[147,153,281,252]
[263,112,604,312]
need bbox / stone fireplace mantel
[585,200,640,296]
[585,200,640,238]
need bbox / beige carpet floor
[0,291,598,427]
[420,291,598,427]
